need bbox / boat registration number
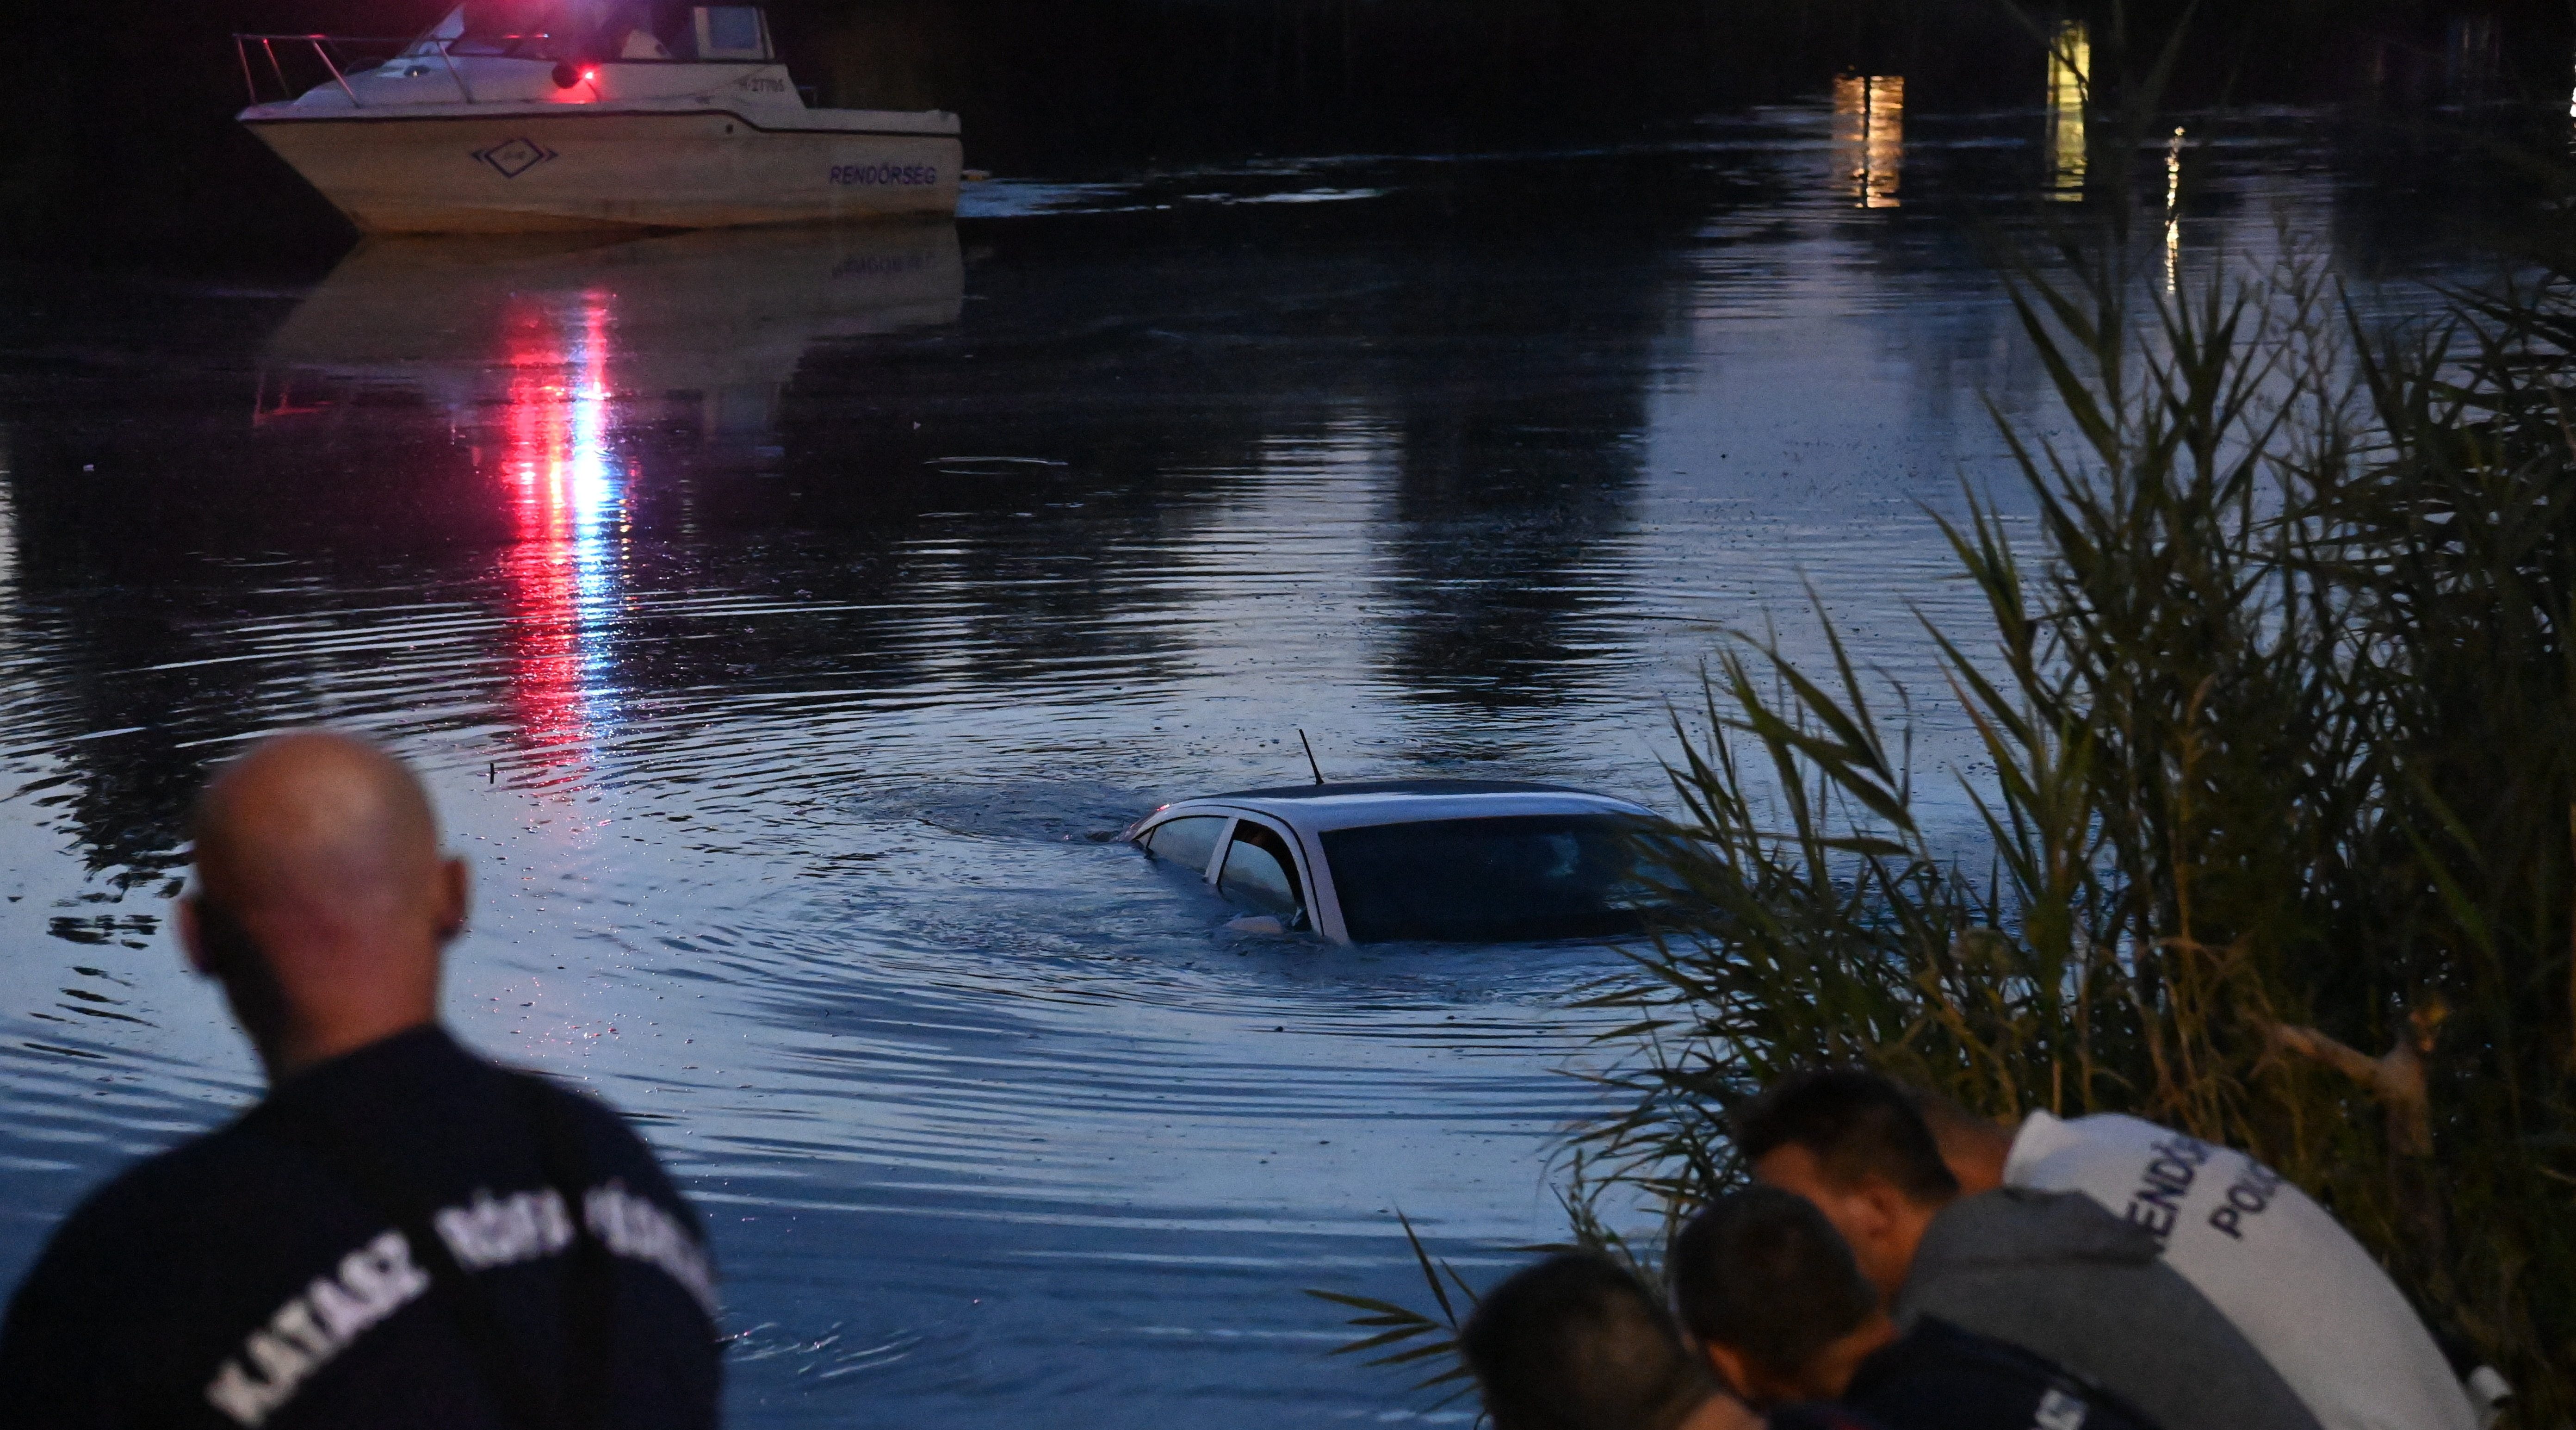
[830,163,941,187]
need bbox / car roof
[1208,778,1591,801]
[1152,779,1653,834]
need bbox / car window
[1143,814,1227,876]
[1218,822,1303,918]
[1320,814,1659,944]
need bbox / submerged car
[1122,779,1667,945]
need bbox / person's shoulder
[506,1068,662,1157]
[1894,1317,2164,1421]
[494,1065,699,1214]
[1770,1403,1896,1430]
[1922,1186,2160,1268]
[35,1112,270,1257]
[2,1107,277,1330]
[2058,1111,2167,1140]
[490,1065,722,1320]
[1849,1319,2114,1430]
[509,1067,652,1142]
[2005,1108,2173,1178]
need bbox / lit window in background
[495,290,625,783]
[1833,74,1905,210]
[2048,20,2090,201]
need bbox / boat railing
[233,33,467,107]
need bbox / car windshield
[1320,814,1663,944]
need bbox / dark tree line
[0,0,2566,261]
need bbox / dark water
[0,97,2521,1425]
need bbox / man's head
[1670,1188,1892,1405]
[180,731,465,1082]
[1461,1252,1718,1430]
[1735,1069,1960,1303]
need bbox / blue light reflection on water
[568,292,626,727]
[497,288,628,780]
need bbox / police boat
[235,1,961,233]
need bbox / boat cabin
[242,1,808,111]
[414,0,779,66]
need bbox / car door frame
[1210,809,1312,929]
[1134,809,1235,883]
[1134,804,1346,943]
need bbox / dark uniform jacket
[0,1026,721,1429]
[1843,1317,2166,1430]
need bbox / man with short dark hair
[1731,1070,1958,1301]
[1461,1252,1762,1430]
[1669,1186,1889,1406]
[1671,1187,2163,1430]
[1738,1069,2319,1430]
[0,731,722,1429]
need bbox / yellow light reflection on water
[1833,74,1905,210]
[0,427,14,619]
[2049,20,2090,201]
[2165,126,2185,292]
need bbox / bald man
[0,732,720,1430]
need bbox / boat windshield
[1320,814,1671,944]
[415,0,727,60]
[446,0,609,57]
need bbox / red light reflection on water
[494,289,621,786]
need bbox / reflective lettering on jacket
[204,1231,429,1426]
[437,1187,576,1269]
[202,1184,715,1427]
[2122,1133,2216,1242]
[2033,1387,2090,1430]
[585,1182,719,1317]
[2206,1159,2287,1240]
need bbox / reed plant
[1319,177,2576,1429]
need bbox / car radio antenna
[1297,729,1325,786]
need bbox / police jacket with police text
[0,1026,721,1430]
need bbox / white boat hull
[244,105,961,233]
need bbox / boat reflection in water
[262,222,963,780]
[266,221,963,443]
[1833,74,1904,209]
